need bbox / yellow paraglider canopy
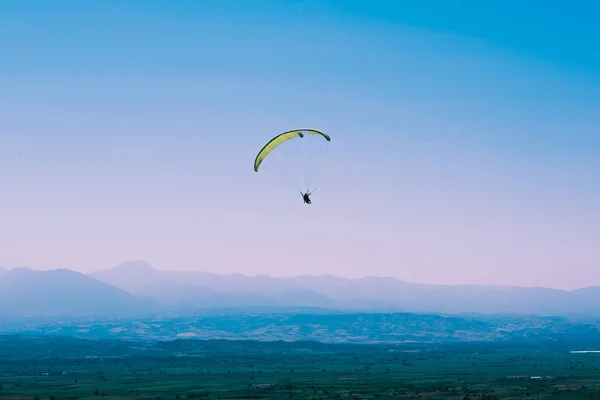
[253,129,331,172]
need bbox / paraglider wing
[253,129,331,172]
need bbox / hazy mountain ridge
[0,267,155,317]
[2,264,600,344]
[3,260,600,317]
[89,260,600,316]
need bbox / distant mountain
[571,286,600,298]
[89,260,167,293]
[91,260,336,309]
[0,267,154,317]
[88,260,600,316]
[3,261,600,317]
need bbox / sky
[1,0,599,289]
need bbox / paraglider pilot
[302,190,314,204]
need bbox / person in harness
[302,189,315,204]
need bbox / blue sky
[1,0,599,289]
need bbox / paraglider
[253,129,331,203]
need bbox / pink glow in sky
[1,1,599,290]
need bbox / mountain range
[2,260,600,317]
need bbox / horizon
[2,260,599,291]
[2,1,599,290]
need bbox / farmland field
[2,337,600,399]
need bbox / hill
[3,312,600,344]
